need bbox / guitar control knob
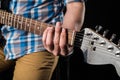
[110,33,116,42]
[95,25,103,33]
[103,29,109,37]
[117,39,120,48]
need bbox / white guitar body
[80,28,120,77]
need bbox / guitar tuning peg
[103,29,109,37]
[110,33,116,42]
[117,39,120,48]
[95,25,103,33]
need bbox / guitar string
[0,31,120,58]
[73,32,120,55]
[0,35,119,57]
[74,35,119,51]
[0,28,118,50]
[0,10,119,52]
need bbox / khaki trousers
[0,47,15,72]
[13,51,59,80]
[0,41,58,80]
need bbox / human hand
[42,22,73,56]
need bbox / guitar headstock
[80,27,120,77]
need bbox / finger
[42,27,49,48]
[53,22,62,56]
[46,27,54,52]
[59,28,68,56]
[67,45,74,55]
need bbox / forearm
[63,2,85,31]
[42,2,86,56]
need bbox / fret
[34,20,37,34]
[22,17,26,31]
[8,13,12,26]
[40,22,43,35]
[7,13,10,26]
[18,16,22,30]
[5,12,7,25]
[1,11,4,24]
[0,10,1,23]
[8,13,11,26]
[30,20,35,33]
[5,12,8,25]
[1,11,3,24]
[6,13,8,25]
[7,13,10,25]
[5,12,7,24]
[1,10,4,24]
[35,22,41,35]
[3,11,6,24]
[14,14,17,28]
[16,15,20,29]
[10,14,14,27]
[24,18,27,31]
[0,10,2,23]
[26,19,30,32]
[0,10,3,23]
[6,13,9,25]
[29,19,32,32]
[15,15,18,29]
[36,22,40,30]
[20,16,24,30]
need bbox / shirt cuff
[64,0,86,6]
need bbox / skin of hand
[42,2,85,56]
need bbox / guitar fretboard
[0,9,53,35]
[0,9,75,46]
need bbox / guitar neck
[0,9,75,46]
[0,9,51,35]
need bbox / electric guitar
[80,28,120,77]
[0,9,76,46]
[1,9,120,77]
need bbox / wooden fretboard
[0,9,75,46]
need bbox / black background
[83,0,119,36]
[75,0,120,80]
[52,0,120,80]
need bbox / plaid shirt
[1,0,84,60]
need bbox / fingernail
[62,28,66,32]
